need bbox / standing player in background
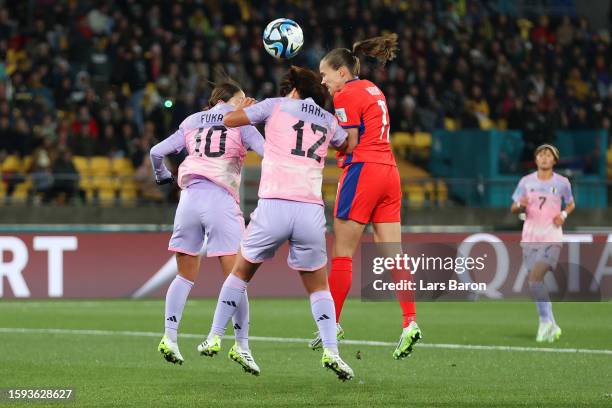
[197,66,354,381]
[150,82,264,370]
[315,34,421,359]
[511,144,574,342]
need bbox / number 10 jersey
[176,103,263,202]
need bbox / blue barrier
[431,129,608,208]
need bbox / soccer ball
[262,18,304,59]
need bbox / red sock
[391,268,417,328]
[328,256,352,322]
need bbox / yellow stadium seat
[322,182,338,203]
[120,178,138,190]
[391,132,413,157]
[11,180,31,203]
[90,156,112,175]
[93,175,119,191]
[72,156,90,175]
[1,155,21,172]
[436,180,448,204]
[119,186,138,206]
[479,116,494,130]
[403,183,425,208]
[0,181,6,203]
[423,181,435,201]
[413,132,432,149]
[322,164,342,180]
[20,155,33,173]
[444,117,458,131]
[244,151,262,167]
[112,157,135,176]
[607,148,612,165]
[98,188,116,206]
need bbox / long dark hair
[322,33,399,76]
[279,65,327,107]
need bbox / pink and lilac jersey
[150,103,264,202]
[244,97,347,205]
[512,172,574,243]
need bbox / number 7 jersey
[244,97,347,205]
[511,172,574,242]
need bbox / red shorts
[334,162,401,224]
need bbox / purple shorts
[241,198,327,271]
[169,179,244,257]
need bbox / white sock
[232,289,250,350]
[310,290,338,353]
[164,275,194,342]
[209,274,248,340]
[529,281,555,324]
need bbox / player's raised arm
[149,128,185,184]
[223,97,257,127]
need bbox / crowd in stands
[0,0,610,204]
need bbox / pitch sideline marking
[0,327,611,355]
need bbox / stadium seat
[444,117,458,131]
[119,186,138,206]
[391,132,413,157]
[72,156,90,176]
[478,116,494,130]
[423,181,435,201]
[90,156,112,175]
[98,188,116,206]
[11,177,32,203]
[322,182,338,203]
[413,132,432,150]
[0,181,6,203]
[20,155,33,173]
[403,183,425,208]
[1,155,21,172]
[496,119,508,130]
[436,180,448,204]
[112,157,135,176]
[93,175,119,191]
[243,151,262,167]
[78,176,95,202]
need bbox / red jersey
[333,79,396,167]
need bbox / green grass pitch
[0,299,610,407]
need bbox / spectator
[48,148,79,204]
[29,144,54,202]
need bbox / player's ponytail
[280,65,327,107]
[352,33,399,66]
[207,66,243,108]
[323,33,398,76]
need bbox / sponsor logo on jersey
[335,108,347,123]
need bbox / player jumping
[314,34,421,359]
[150,82,264,369]
[511,144,575,342]
[197,66,354,381]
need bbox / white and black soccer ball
[262,18,304,59]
